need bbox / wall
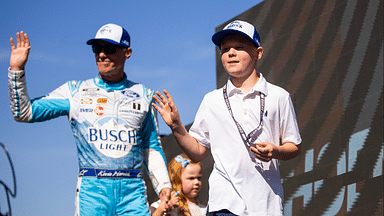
[214,0,383,215]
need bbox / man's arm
[8,32,71,123]
[144,104,172,195]
[8,32,32,122]
[152,90,208,162]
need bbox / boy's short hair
[212,20,260,48]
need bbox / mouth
[228,60,239,64]
[192,187,200,191]
[97,60,111,65]
[97,61,112,69]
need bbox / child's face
[181,164,202,201]
[220,34,262,80]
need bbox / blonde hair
[168,154,202,216]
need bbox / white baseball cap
[87,23,130,47]
[212,20,260,48]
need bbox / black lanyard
[223,84,265,147]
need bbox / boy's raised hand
[152,90,182,130]
[10,31,31,71]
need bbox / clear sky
[0,0,263,215]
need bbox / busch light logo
[88,117,136,158]
[225,21,243,30]
[121,90,140,98]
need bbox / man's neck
[230,72,260,94]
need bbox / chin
[98,69,114,75]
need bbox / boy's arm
[170,121,209,162]
[152,90,208,162]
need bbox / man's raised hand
[10,31,31,71]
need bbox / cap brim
[212,29,257,47]
[86,38,123,46]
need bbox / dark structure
[146,0,383,215]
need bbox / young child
[153,20,302,215]
[150,154,206,216]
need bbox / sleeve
[142,98,172,195]
[280,94,302,145]
[189,95,211,149]
[8,68,70,123]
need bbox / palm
[160,102,177,125]
[152,90,181,129]
[10,31,31,71]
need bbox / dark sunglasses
[92,44,125,54]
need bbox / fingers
[16,32,21,48]
[159,187,171,201]
[250,144,272,162]
[169,191,180,208]
[10,37,15,50]
[154,91,166,107]
[162,89,173,102]
[151,102,161,113]
[18,31,29,47]
[10,31,30,49]
[163,89,178,109]
[23,32,30,47]
[153,90,175,109]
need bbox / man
[153,20,302,215]
[8,23,171,215]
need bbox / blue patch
[80,108,94,113]
[121,90,140,98]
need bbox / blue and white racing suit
[8,69,171,215]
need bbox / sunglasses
[92,44,125,54]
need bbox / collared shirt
[189,73,301,216]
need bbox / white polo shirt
[189,73,302,216]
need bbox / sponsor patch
[88,117,137,158]
[132,102,141,111]
[82,88,100,97]
[97,98,108,104]
[121,90,140,98]
[146,88,153,101]
[80,108,93,113]
[81,98,93,105]
[94,106,104,116]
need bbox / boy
[153,20,302,216]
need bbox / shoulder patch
[67,80,83,97]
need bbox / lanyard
[223,84,265,147]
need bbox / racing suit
[8,69,171,215]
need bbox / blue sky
[0,0,262,215]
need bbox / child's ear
[256,47,263,60]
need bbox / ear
[256,47,263,60]
[125,47,132,59]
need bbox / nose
[228,47,236,56]
[97,49,107,58]
[194,179,201,185]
